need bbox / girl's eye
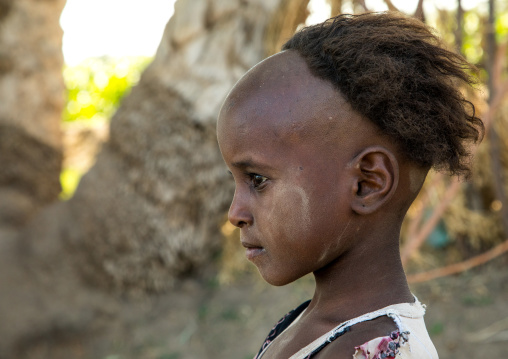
[250,174,268,189]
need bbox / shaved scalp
[219,51,363,147]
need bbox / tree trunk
[0,0,310,357]
[329,0,343,16]
[456,0,464,54]
[0,0,65,232]
[265,0,310,56]
[486,0,508,238]
[65,0,289,294]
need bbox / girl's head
[216,12,483,285]
[217,50,420,285]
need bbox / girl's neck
[308,229,413,325]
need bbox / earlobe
[350,147,399,215]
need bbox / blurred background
[0,0,507,358]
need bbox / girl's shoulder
[254,300,311,359]
[255,299,438,359]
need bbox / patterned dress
[254,296,438,359]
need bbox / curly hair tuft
[283,12,484,177]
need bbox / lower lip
[245,247,265,260]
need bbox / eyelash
[228,171,269,190]
[248,173,268,190]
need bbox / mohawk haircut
[283,12,484,177]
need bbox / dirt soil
[84,253,506,359]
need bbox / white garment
[258,296,439,359]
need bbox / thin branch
[355,0,369,12]
[406,173,444,240]
[413,0,425,22]
[493,41,507,92]
[455,0,464,54]
[407,238,508,284]
[264,0,311,56]
[383,0,399,12]
[401,74,508,266]
[482,76,508,131]
[466,316,508,343]
[401,178,461,266]
[328,0,343,16]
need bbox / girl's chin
[257,268,302,287]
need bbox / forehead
[218,51,359,147]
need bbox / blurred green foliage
[462,10,484,65]
[60,168,82,200]
[60,56,151,200]
[429,321,444,336]
[495,4,508,40]
[432,2,507,82]
[63,56,152,123]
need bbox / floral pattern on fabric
[353,330,410,359]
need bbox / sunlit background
[46,2,508,358]
[58,0,504,199]
[60,0,486,65]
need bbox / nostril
[229,217,247,228]
[229,211,252,228]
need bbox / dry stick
[383,0,399,12]
[355,0,369,12]
[482,41,508,131]
[406,173,444,241]
[465,315,508,343]
[407,238,508,284]
[401,47,508,263]
[401,178,461,266]
[492,41,507,88]
[328,0,343,16]
[400,16,508,277]
[402,77,508,267]
[455,0,464,54]
[483,78,508,131]
[401,79,508,265]
[413,0,425,21]
[264,0,310,56]
[403,78,508,276]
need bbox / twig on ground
[466,316,508,343]
[407,238,508,284]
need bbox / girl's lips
[241,241,265,260]
[245,247,265,260]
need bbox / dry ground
[96,255,508,359]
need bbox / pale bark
[353,0,369,12]
[414,0,425,22]
[456,0,464,53]
[383,0,399,12]
[329,0,343,16]
[64,0,286,293]
[265,0,311,56]
[0,0,65,230]
[486,0,508,238]
[0,0,310,357]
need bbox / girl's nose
[228,190,253,228]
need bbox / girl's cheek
[271,184,311,242]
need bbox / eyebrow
[232,160,253,169]
[231,160,275,172]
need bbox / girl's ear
[349,146,399,215]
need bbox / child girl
[217,12,483,359]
